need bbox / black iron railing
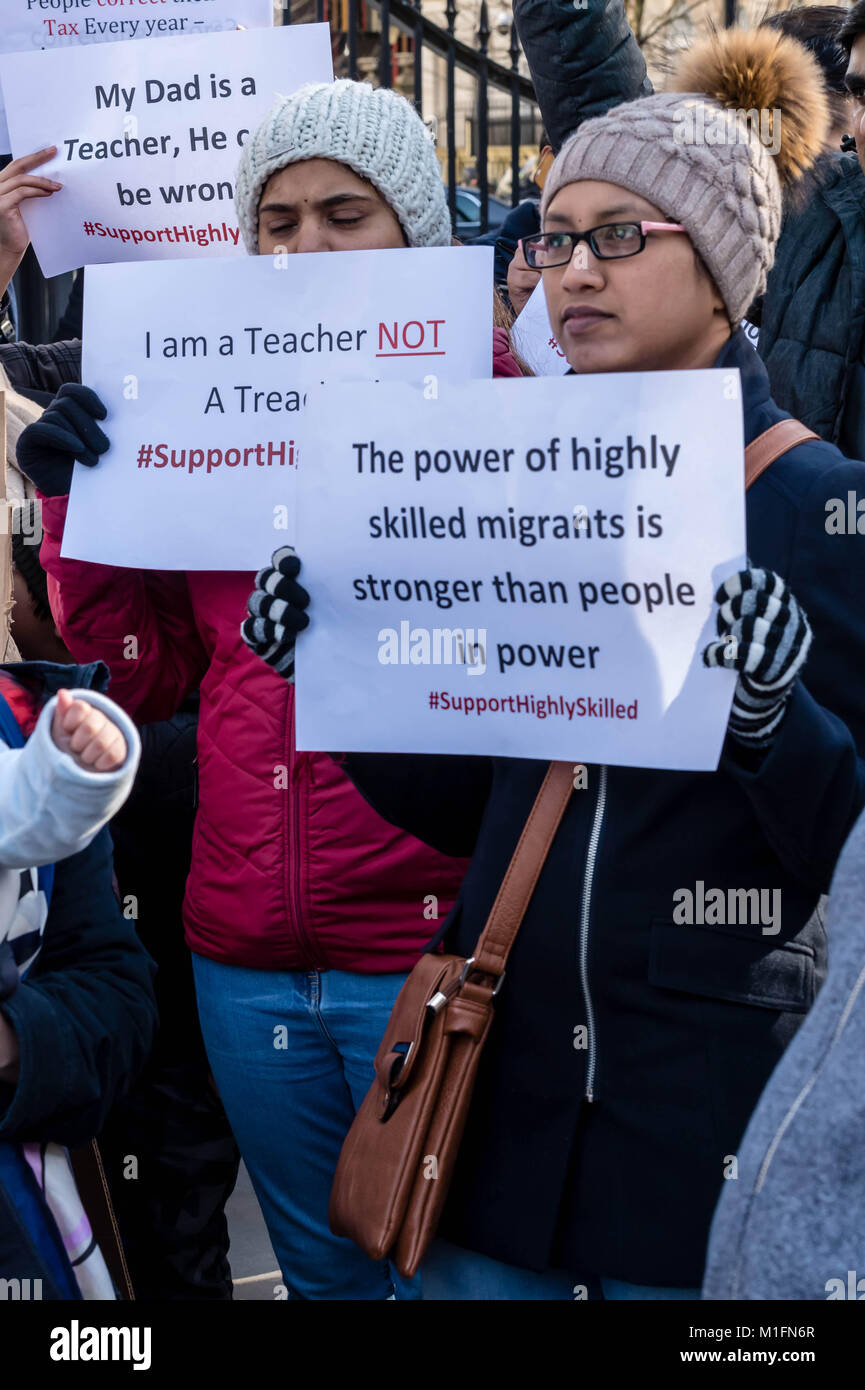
[282,1,539,235]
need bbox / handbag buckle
[458,957,506,997]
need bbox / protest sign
[510,282,570,377]
[0,22,332,276]
[0,0,273,154]
[293,371,746,770]
[61,246,495,570]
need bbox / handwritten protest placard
[0,0,273,154]
[0,23,332,276]
[61,246,495,570]
[293,372,746,770]
[510,282,570,377]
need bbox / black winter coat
[514,0,651,152]
[341,332,865,1286]
[0,338,81,406]
[758,154,865,460]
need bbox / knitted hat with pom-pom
[541,28,829,325]
[235,79,452,252]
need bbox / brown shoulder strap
[473,761,574,978]
[745,418,819,489]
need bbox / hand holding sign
[0,24,334,276]
[0,147,61,292]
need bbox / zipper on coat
[578,764,607,1103]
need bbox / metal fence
[280,1,539,234]
[10,2,539,343]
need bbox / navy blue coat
[342,331,865,1286]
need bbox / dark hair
[763,5,849,84]
[762,5,851,134]
[839,0,865,57]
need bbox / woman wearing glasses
[245,29,865,1298]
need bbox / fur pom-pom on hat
[669,25,829,187]
[542,27,830,325]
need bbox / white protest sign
[294,371,746,771]
[0,23,332,276]
[61,246,495,570]
[0,0,273,154]
[510,281,569,377]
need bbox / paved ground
[225,1164,281,1301]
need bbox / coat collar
[712,327,781,445]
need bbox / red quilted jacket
[36,333,520,969]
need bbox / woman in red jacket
[17,80,517,1300]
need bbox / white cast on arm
[0,688,141,868]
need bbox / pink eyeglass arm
[640,221,685,233]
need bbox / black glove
[241,546,310,682]
[703,567,812,748]
[16,383,109,497]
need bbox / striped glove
[703,568,812,748]
[241,546,309,682]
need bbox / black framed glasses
[522,221,686,268]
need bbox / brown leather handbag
[329,760,575,1278]
[329,416,819,1279]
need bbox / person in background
[473,133,551,296]
[702,792,865,1300]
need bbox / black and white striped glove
[703,568,812,748]
[241,546,310,682]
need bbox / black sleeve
[0,827,158,1147]
[0,338,82,396]
[338,752,493,859]
[515,0,653,153]
[722,456,865,892]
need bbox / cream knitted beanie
[541,29,829,325]
[235,79,451,252]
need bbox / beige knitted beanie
[235,79,451,252]
[541,28,829,325]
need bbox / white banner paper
[510,282,570,377]
[294,372,746,770]
[62,246,495,570]
[0,0,274,154]
[0,23,332,276]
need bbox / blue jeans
[191,955,420,1300]
[421,1240,701,1300]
